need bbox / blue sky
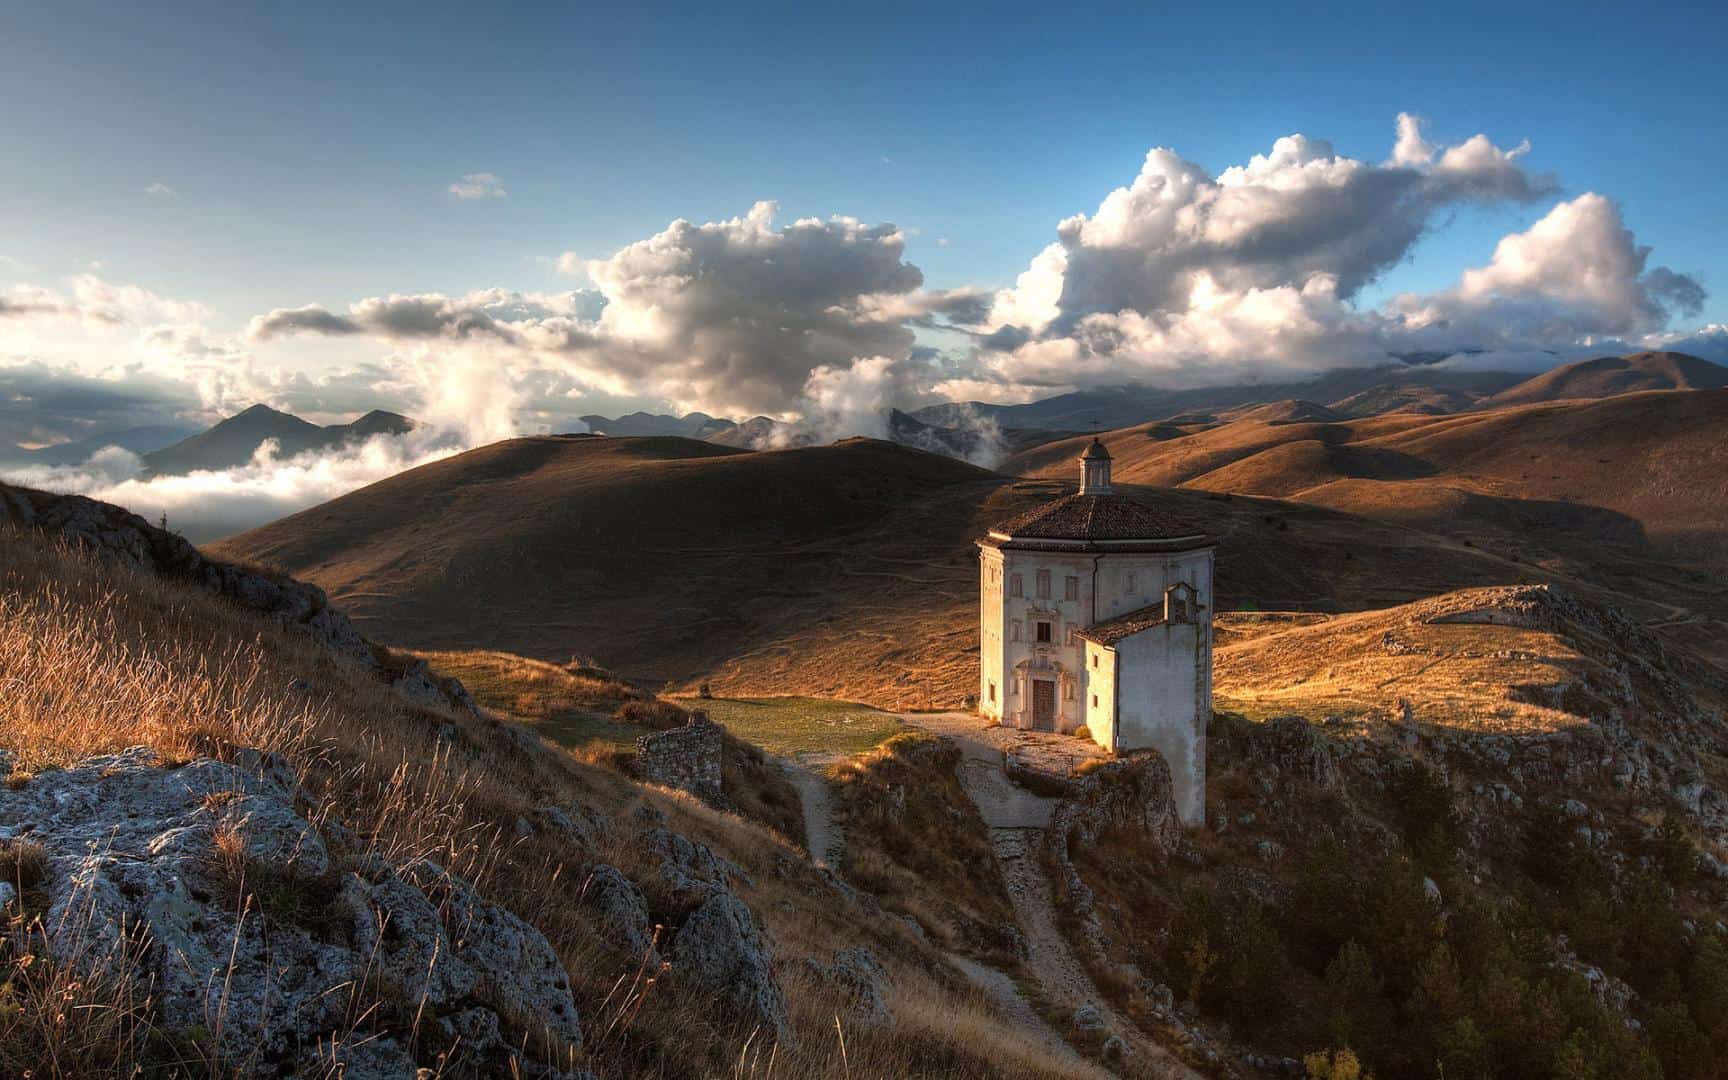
[4,0,1723,326]
[3,0,1723,535]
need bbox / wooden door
[1032,679,1056,731]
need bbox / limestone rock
[535,803,614,851]
[807,946,891,1026]
[638,826,740,903]
[670,889,791,1045]
[1048,754,1183,855]
[399,859,584,1051]
[583,863,659,966]
[0,746,581,1076]
[1072,1001,1107,1033]
[1249,716,1339,789]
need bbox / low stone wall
[636,717,724,804]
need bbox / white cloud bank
[0,429,474,542]
[0,112,1715,533]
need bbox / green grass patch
[673,696,905,756]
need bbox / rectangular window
[1035,569,1051,599]
[1091,694,1098,708]
[988,682,996,703]
[1010,574,1023,598]
[1126,572,1138,594]
[1035,621,1052,643]
[1091,653,1098,669]
[1065,576,1079,602]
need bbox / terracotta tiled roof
[989,492,1199,542]
[1077,603,1169,645]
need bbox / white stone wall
[980,542,1215,801]
[1110,624,1208,826]
[979,548,1007,721]
[979,548,1096,732]
[1083,639,1115,744]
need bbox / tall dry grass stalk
[0,532,1094,1078]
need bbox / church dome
[1081,437,1112,461]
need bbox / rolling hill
[1479,350,1728,408]
[914,365,1527,429]
[1000,388,1728,663]
[213,433,1556,709]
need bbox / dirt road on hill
[900,713,1199,1079]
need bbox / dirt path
[781,748,1099,1072]
[902,713,1198,1079]
[783,757,844,870]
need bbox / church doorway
[1031,679,1056,731]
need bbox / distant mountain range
[10,351,1720,479]
[139,405,417,477]
[578,411,738,439]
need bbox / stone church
[977,438,1214,825]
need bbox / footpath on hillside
[784,712,1195,1079]
[900,713,1196,1080]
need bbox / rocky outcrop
[0,746,581,1077]
[1044,753,1184,958]
[633,825,792,1045]
[634,716,725,804]
[581,863,659,967]
[1048,754,1184,855]
[0,481,475,715]
[807,946,892,1026]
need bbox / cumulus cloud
[1646,323,1728,364]
[0,428,471,541]
[449,173,507,200]
[7,111,1717,526]
[0,274,209,330]
[0,358,201,449]
[252,201,976,420]
[972,114,1701,394]
[1385,194,1705,353]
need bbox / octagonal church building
[978,438,1214,826]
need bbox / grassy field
[673,695,905,757]
[417,649,645,749]
[418,651,904,759]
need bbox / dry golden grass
[418,647,648,748]
[1213,593,1613,733]
[830,732,1022,967]
[0,530,1087,1078]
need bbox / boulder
[670,889,792,1046]
[0,746,582,1076]
[806,946,891,1026]
[583,863,659,967]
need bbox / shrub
[615,698,690,731]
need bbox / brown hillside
[1002,390,1728,663]
[1213,583,1725,734]
[214,434,1552,710]
[1481,350,1728,408]
[1216,399,1344,424]
[1005,390,1728,564]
